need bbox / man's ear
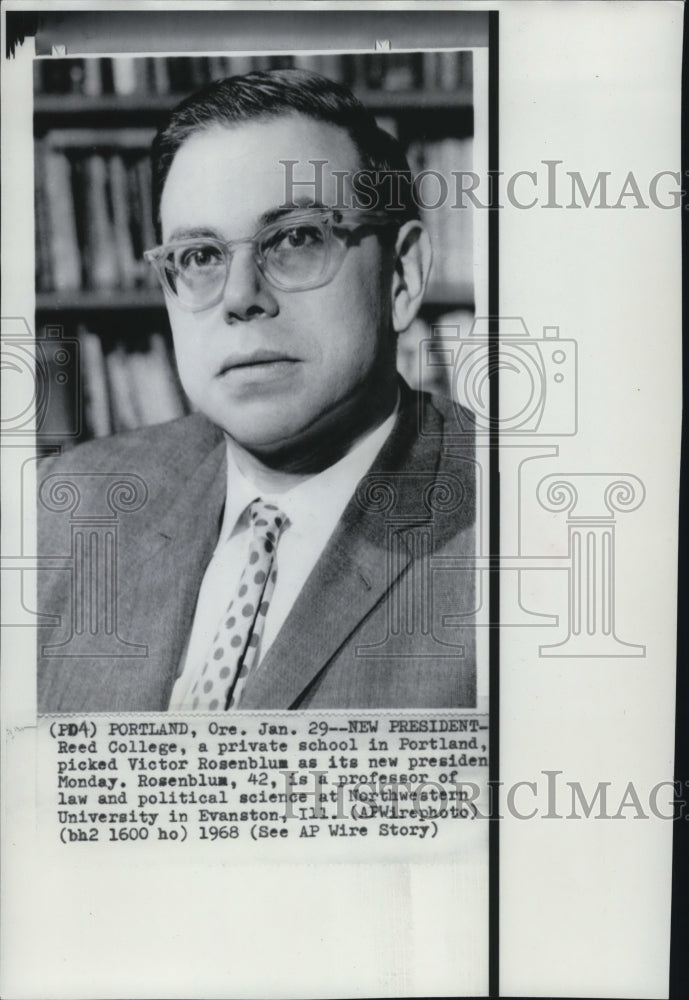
[390,220,433,334]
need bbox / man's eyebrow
[166,203,330,243]
[167,225,222,242]
[259,200,329,227]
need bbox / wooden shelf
[35,93,177,118]
[36,289,166,312]
[34,87,472,122]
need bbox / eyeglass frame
[143,209,400,312]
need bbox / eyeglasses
[144,210,396,312]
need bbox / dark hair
[151,68,419,240]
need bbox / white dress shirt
[168,405,398,710]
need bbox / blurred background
[34,52,477,448]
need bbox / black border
[668,6,688,998]
[487,10,500,1000]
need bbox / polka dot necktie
[192,499,288,711]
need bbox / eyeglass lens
[161,218,335,306]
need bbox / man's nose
[221,246,279,323]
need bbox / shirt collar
[219,395,400,545]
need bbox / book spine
[317,54,343,81]
[166,58,193,93]
[126,350,157,425]
[82,59,103,98]
[421,52,438,90]
[292,54,323,74]
[111,57,138,96]
[43,150,81,291]
[78,326,112,438]
[150,57,171,96]
[457,51,472,92]
[438,137,473,299]
[34,140,54,292]
[105,344,142,431]
[108,153,140,289]
[347,55,367,90]
[134,157,159,285]
[188,57,209,90]
[437,51,460,91]
[100,59,115,95]
[208,56,227,81]
[363,54,385,90]
[381,54,418,92]
[83,154,119,290]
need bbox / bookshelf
[35,52,476,446]
[35,89,472,119]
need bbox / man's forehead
[167,115,362,183]
[160,115,366,240]
[160,114,364,234]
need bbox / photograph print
[33,47,487,714]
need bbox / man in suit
[37,69,477,713]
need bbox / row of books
[408,138,475,294]
[35,51,472,98]
[35,141,157,294]
[35,136,474,300]
[79,329,188,439]
[42,313,472,445]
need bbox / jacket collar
[239,383,472,708]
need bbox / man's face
[160,115,398,458]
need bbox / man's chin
[218,413,348,475]
[217,417,306,457]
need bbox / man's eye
[175,245,224,271]
[268,225,324,252]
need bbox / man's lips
[217,350,299,374]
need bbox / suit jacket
[37,384,477,712]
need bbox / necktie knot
[249,498,288,547]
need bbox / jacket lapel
[239,388,456,709]
[124,437,227,708]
